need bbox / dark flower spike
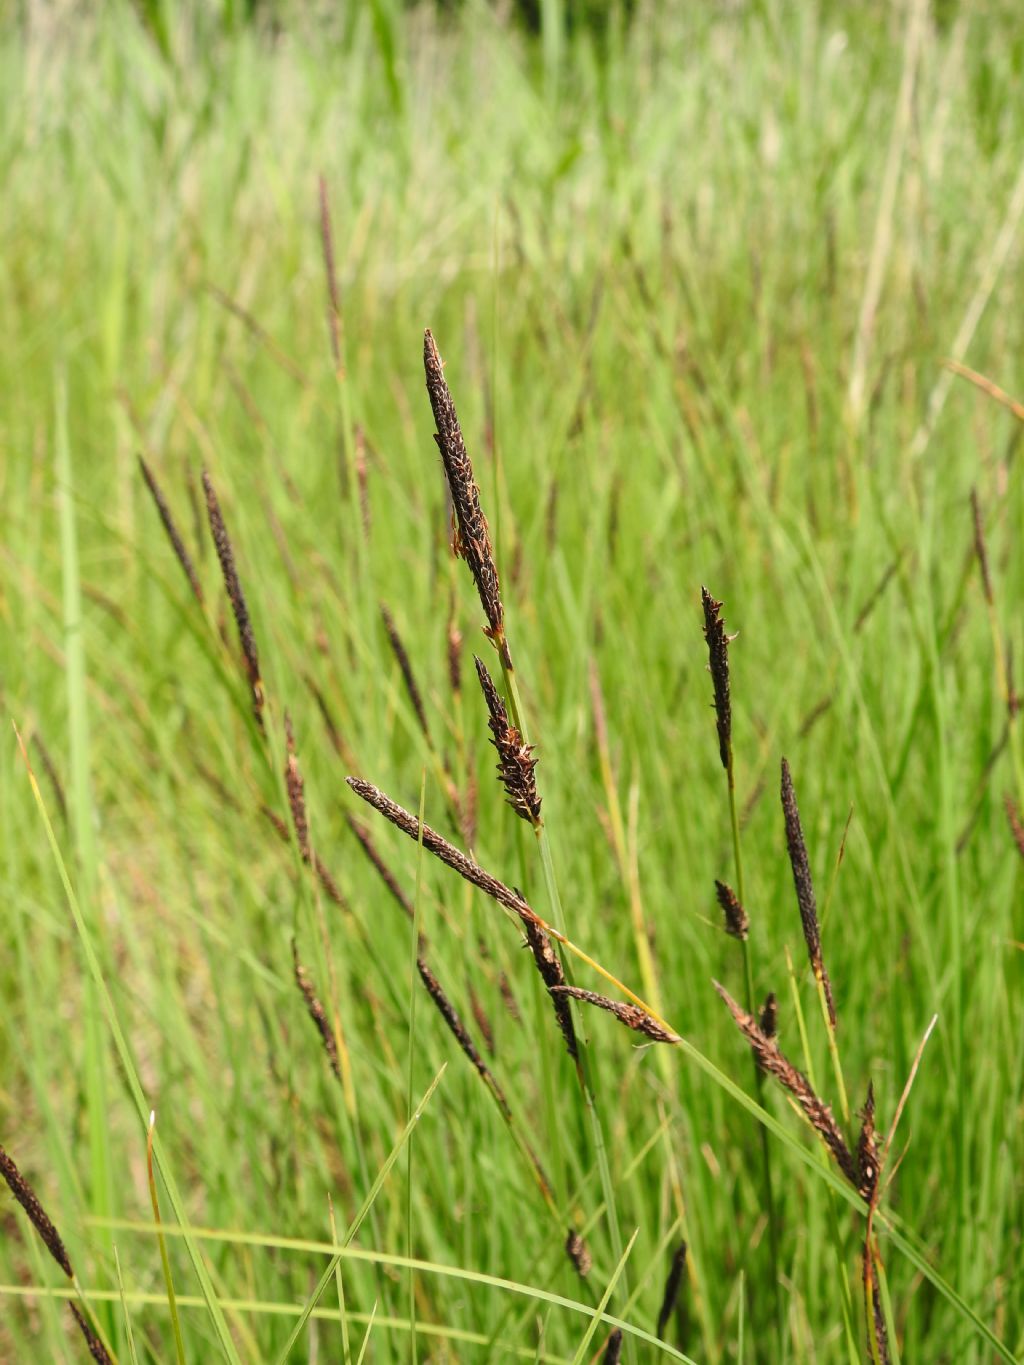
[759,991,778,1040]
[523,919,577,1059]
[284,712,310,863]
[0,1144,73,1277]
[857,1080,880,1203]
[424,330,506,658]
[475,655,541,824]
[345,812,415,920]
[780,757,837,1029]
[70,1304,115,1364]
[602,1328,623,1363]
[714,981,856,1186]
[417,957,510,1119]
[701,586,735,771]
[381,602,430,740]
[138,455,204,605]
[551,985,681,1045]
[656,1241,688,1339]
[292,940,341,1082]
[714,879,749,941]
[565,1228,593,1278]
[202,469,265,727]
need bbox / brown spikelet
[262,804,347,909]
[345,813,415,919]
[780,758,837,1029]
[292,941,341,1082]
[714,879,749,941]
[1005,794,1024,860]
[284,712,310,863]
[474,656,541,824]
[857,1081,880,1203]
[0,1144,73,1277]
[381,603,430,739]
[423,329,505,653]
[759,991,778,1039]
[656,1241,688,1339]
[551,985,680,1045]
[468,983,495,1056]
[417,958,510,1119]
[864,1251,891,1365]
[202,470,264,726]
[714,981,857,1185]
[138,455,205,606]
[970,488,993,605]
[523,920,578,1059]
[602,1328,623,1363]
[565,1228,592,1278]
[346,777,544,929]
[69,1304,115,1364]
[317,174,342,374]
[701,586,734,771]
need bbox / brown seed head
[714,981,856,1185]
[0,1144,73,1278]
[701,586,734,771]
[202,470,264,727]
[857,1080,880,1204]
[759,991,778,1039]
[423,330,505,649]
[417,957,509,1118]
[345,813,415,920]
[714,879,749,941]
[602,1328,623,1364]
[781,757,837,1029]
[551,985,680,1045]
[474,656,541,824]
[656,1241,688,1339]
[381,603,430,740]
[864,1249,891,1365]
[523,920,577,1059]
[565,1228,592,1278]
[292,941,341,1082]
[447,613,463,696]
[284,712,310,863]
[70,1304,115,1364]
[138,456,204,606]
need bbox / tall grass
[2,2,1023,1360]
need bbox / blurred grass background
[2,0,1023,1360]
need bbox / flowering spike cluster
[292,941,341,1082]
[474,656,541,824]
[417,957,509,1119]
[138,456,204,605]
[656,1241,688,1339]
[759,991,779,1039]
[202,470,265,727]
[701,586,734,771]
[565,1228,593,1278]
[381,603,430,739]
[551,985,681,1044]
[284,712,310,863]
[523,919,577,1060]
[857,1080,880,1204]
[714,879,749,941]
[781,757,837,1029]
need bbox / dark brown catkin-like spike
[138,455,205,606]
[701,586,734,771]
[417,958,510,1119]
[523,919,577,1059]
[202,470,264,726]
[381,603,430,740]
[780,757,837,1029]
[346,777,544,929]
[345,813,415,920]
[714,879,749,941]
[714,981,857,1186]
[759,991,779,1039]
[447,613,463,696]
[70,1304,115,1365]
[864,1252,891,1365]
[551,985,681,1045]
[292,941,341,1082]
[0,1145,74,1278]
[423,329,506,654]
[602,1328,623,1363]
[970,487,993,606]
[474,656,541,824]
[565,1229,592,1278]
[857,1081,880,1203]
[656,1241,688,1339]
[284,712,310,863]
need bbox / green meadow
[2,2,1023,1360]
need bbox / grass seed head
[202,469,265,727]
[423,329,505,652]
[417,957,508,1115]
[381,602,430,740]
[70,1304,115,1365]
[284,712,310,863]
[523,920,578,1059]
[551,985,680,1044]
[701,586,734,771]
[292,941,341,1082]
[474,655,541,824]
[715,879,749,941]
[857,1080,880,1204]
[0,1144,73,1278]
[565,1228,593,1278]
[781,757,837,1029]
[656,1240,688,1338]
[759,991,778,1039]
[138,456,205,606]
[602,1328,623,1363]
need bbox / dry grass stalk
[138,455,205,605]
[602,1328,623,1363]
[714,879,748,941]
[759,991,778,1040]
[381,603,430,739]
[656,1240,688,1339]
[417,958,510,1119]
[565,1228,592,1278]
[713,982,857,1185]
[1005,794,1024,860]
[970,488,994,606]
[0,1144,73,1277]
[346,777,543,929]
[475,656,541,824]
[345,812,415,920]
[284,712,310,863]
[780,757,837,1029]
[701,587,734,771]
[523,919,577,1059]
[202,470,265,727]
[69,1303,115,1365]
[292,941,341,1082]
[423,329,506,658]
[552,985,680,1045]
